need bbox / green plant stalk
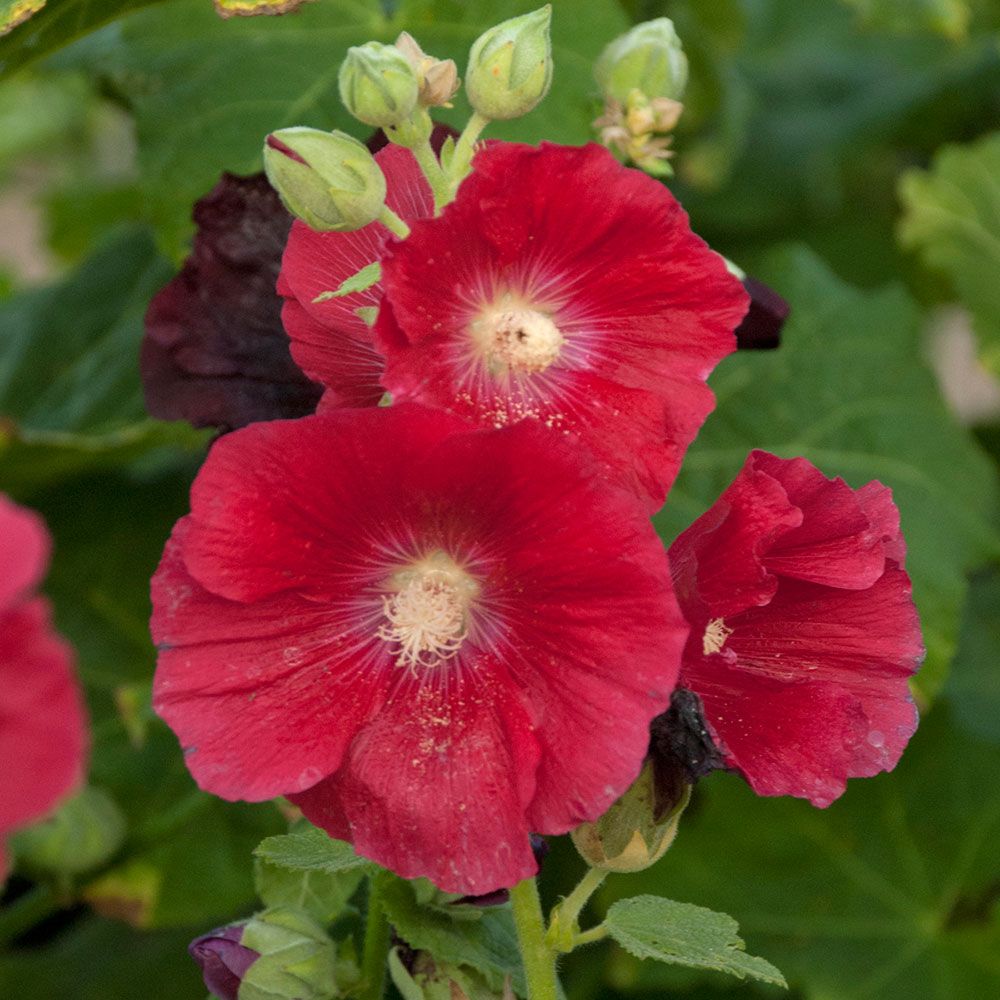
[447,110,491,192]
[378,204,411,238]
[558,866,607,929]
[359,876,391,1000]
[411,138,451,212]
[510,876,561,1000]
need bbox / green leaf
[841,0,970,39]
[379,876,526,996]
[312,261,382,303]
[50,0,627,252]
[0,916,203,999]
[254,856,366,925]
[947,567,1000,744]
[656,246,1000,698]
[254,826,372,876]
[0,0,165,75]
[0,225,208,492]
[0,225,169,432]
[0,0,45,38]
[898,131,1000,376]
[599,703,1000,1000]
[603,896,786,988]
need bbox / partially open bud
[570,760,689,874]
[263,128,386,232]
[465,5,553,121]
[189,923,259,1000]
[237,907,338,1000]
[339,41,420,128]
[594,17,688,105]
[395,32,460,108]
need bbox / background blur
[1,0,1000,997]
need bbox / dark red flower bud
[735,276,789,350]
[189,923,259,1000]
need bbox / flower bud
[465,5,553,121]
[11,786,126,877]
[339,41,420,128]
[189,923,259,1000]
[594,17,689,105]
[263,128,386,232]
[237,907,338,1000]
[570,760,689,873]
[395,32,460,108]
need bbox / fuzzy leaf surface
[604,896,787,988]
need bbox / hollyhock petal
[279,144,433,357]
[0,494,49,609]
[0,598,86,832]
[294,671,540,894]
[181,408,469,604]
[154,405,683,890]
[735,276,788,351]
[669,463,801,619]
[141,172,322,430]
[669,451,923,807]
[152,521,395,801]
[752,452,891,589]
[376,141,748,508]
[282,298,385,407]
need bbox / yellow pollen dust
[702,617,733,656]
[472,302,565,376]
[376,551,478,671]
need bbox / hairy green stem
[510,877,561,1000]
[411,139,450,212]
[359,877,390,1000]
[447,110,491,192]
[559,867,607,929]
[572,924,608,948]
[378,204,411,239]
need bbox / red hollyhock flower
[151,404,685,893]
[667,451,922,807]
[374,141,748,510]
[277,144,435,407]
[0,495,87,880]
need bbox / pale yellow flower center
[702,617,733,656]
[471,301,564,376]
[376,551,478,670]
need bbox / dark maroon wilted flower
[189,923,259,1000]
[142,173,322,431]
[735,276,789,350]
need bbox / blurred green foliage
[0,0,999,997]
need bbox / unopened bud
[339,41,419,128]
[466,5,553,121]
[238,907,338,1000]
[11,786,125,876]
[263,128,386,232]
[570,760,689,873]
[189,923,259,1000]
[595,17,688,105]
[395,32,460,108]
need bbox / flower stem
[359,876,390,1000]
[378,204,411,239]
[509,877,561,1000]
[411,139,450,213]
[547,866,607,953]
[447,110,491,192]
